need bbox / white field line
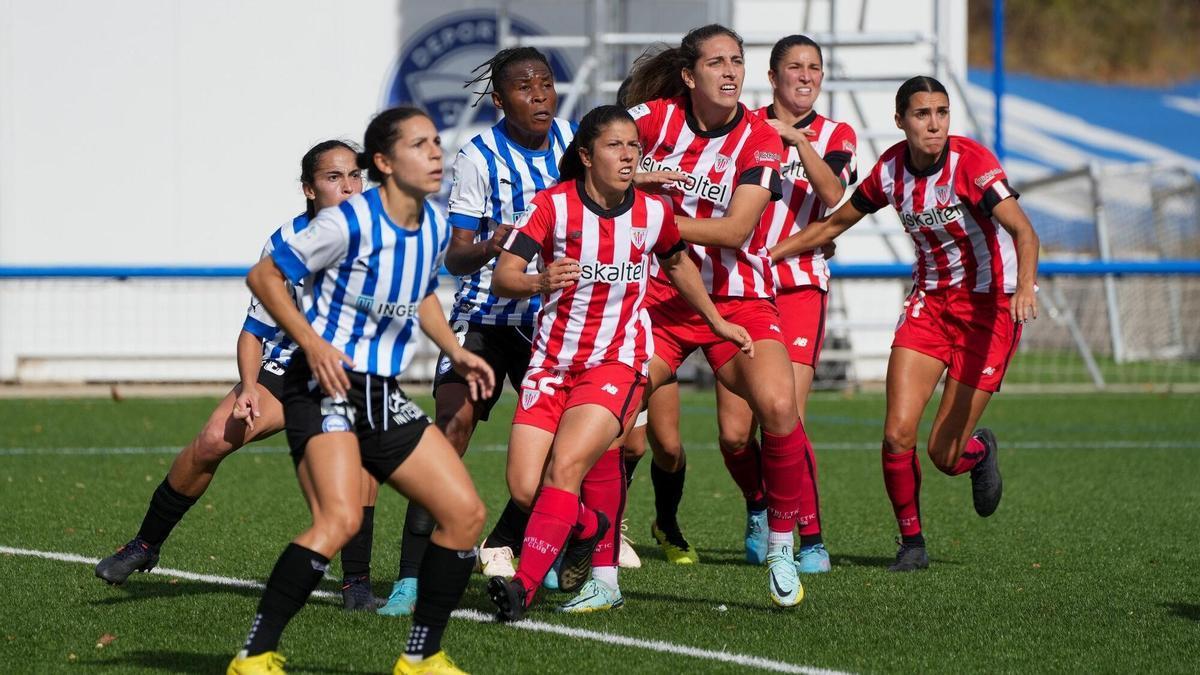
[1,439,1198,457]
[0,545,848,675]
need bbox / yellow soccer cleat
[227,650,286,675]
[393,650,468,674]
[651,521,699,565]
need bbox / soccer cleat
[341,574,380,611]
[95,537,160,585]
[887,540,930,572]
[617,519,642,569]
[558,578,625,613]
[377,577,418,617]
[392,650,466,674]
[487,575,528,623]
[650,521,699,564]
[794,543,832,574]
[970,428,1003,517]
[559,512,610,593]
[766,545,804,607]
[744,509,768,565]
[227,650,286,674]
[478,545,517,578]
[543,552,563,591]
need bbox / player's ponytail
[300,139,359,218]
[621,24,743,107]
[895,75,949,115]
[360,106,432,184]
[558,105,636,183]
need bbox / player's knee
[317,506,363,548]
[756,397,797,435]
[439,495,486,543]
[927,443,959,474]
[545,454,590,490]
[883,424,918,454]
[437,411,474,454]
[651,442,686,471]
[508,476,539,512]
[193,426,238,467]
[717,428,753,455]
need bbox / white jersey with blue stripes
[446,117,576,326]
[271,188,451,378]
[243,213,309,365]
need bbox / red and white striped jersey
[753,106,858,292]
[503,180,685,375]
[851,135,1020,294]
[628,97,783,298]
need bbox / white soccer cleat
[478,545,517,578]
[618,519,642,569]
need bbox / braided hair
[464,46,552,106]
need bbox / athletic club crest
[630,227,647,249]
[521,388,540,410]
[934,184,951,205]
[714,153,733,173]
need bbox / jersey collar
[766,104,817,129]
[904,143,950,178]
[575,179,635,219]
[684,98,744,139]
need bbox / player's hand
[712,319,755,358]
[450,348,495,402]
[232,386,262,431]
[633,170,687,195]
[536,257,581,294]
[1011,283,1038,324]
[305,340,353,400]
[766,119,816,147]
[820,242,837,259]
[486,223,515,258]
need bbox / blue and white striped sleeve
[446,150,488,230]
[271,210,348,284]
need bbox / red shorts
[512,362,645,434]
[891,286,1023,393]
[645,279,785,373]
[775,286,828,367]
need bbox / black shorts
[432,321,535,420]
[283,353,432,482]
[256,359,287,401]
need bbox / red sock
[514,487,577,596]
[797,439,822,538]
[760,421,808,533]
[575,498,599,539]
[581,448,623,568]
[721,438,765,506]
[942,435,986,476]
[881,445,922,537]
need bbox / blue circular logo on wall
[385,10,574,131]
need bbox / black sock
[408,543,476,659]
[623,453,641,489]
[650,461,686,538]
[800,532,824,547]
[482,499,529,551]
[902,532,925,547]
[398,502,435,580]
[340,506,374,579]
[243,543,328,656]
[135,477,198,547]
[746,496,769,512]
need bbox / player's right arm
[232,330,265,430]
[491,195,579,298]
[768,200,865,264]
[443,150,509,275]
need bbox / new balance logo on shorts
[601,383,619,396]
[793,337,809,347]
[770,324,782,333]
[982,366,997,376]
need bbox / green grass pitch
[1,390,1197,673]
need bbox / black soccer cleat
[95,537,160,585]
[887,540,929,572]
[487,576,528,623]
[558,512,610,593]
[969,428,1003,517]
[341,574,381,611]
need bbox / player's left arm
[417,293,494,402]
[992,197,1040,323]
[675,183,773,248]
[232,330,265,430]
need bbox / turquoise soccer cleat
[377,577,418,617]
[794,542,832,574]
[744,509,768,565]
[766,544,804,607]
[558,578,625,613]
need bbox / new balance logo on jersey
[601,383,619,396]
[580,260,645,284]
[640,156,730,205]
[899,204,963,232]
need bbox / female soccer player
[716,34,858,573]
[484,105,752,621]
[228,107,494,675]
[621,23,816,607]
[96,141,383,609]
[381,46,577,616]
[769,76,1039,572]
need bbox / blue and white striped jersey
[446,117,576,326]
[271,188,451,378]
[243,213,309,365]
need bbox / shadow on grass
[78,650,354,674]
[89,577,263,605]
[622,589,780,614]
[833,553,962,569]
[1162,602,1200,621]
